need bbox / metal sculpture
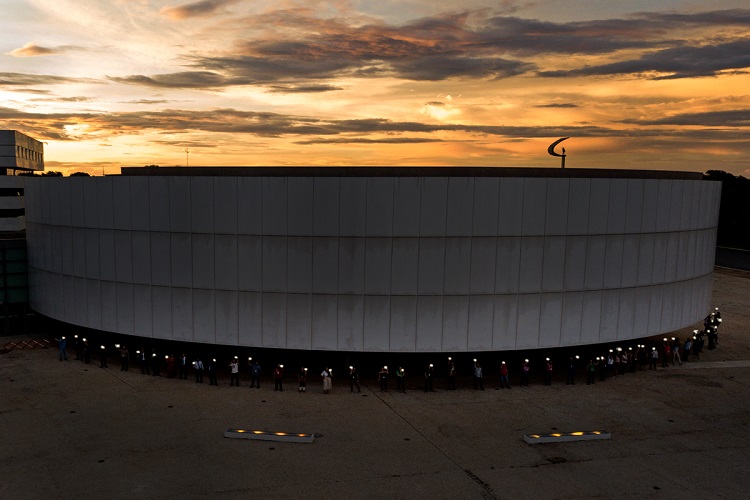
[547,137,569,168]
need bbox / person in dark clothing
[194,358,204,383]
[208,359,218,386]
[521,359,530,386]
[586,359,596,385]
[273,364,284,391]
[179,353,188,379]
[544,358,553,386]
[151,350,160,376]
[349,366,361,393]
[447,360,456,390]
[378,366,389,392]
[99,345,108,368]
[120,346,129,371]
[566,357,577,385]
[250,360,261,388]
[424,364,434,392]
[396,367,406,393]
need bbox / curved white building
[23,167,720,352]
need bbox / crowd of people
[55,308,724,393]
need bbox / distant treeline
[704,170,750,250]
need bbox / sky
[1,0,750,176]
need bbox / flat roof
[119,166,705,180]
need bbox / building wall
[24,174,721,352]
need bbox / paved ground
[2,267,750,499]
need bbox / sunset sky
[2,0,750,176]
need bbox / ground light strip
[224,428,315,443]
[523,430,611,444]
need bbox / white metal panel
[580,290,602,344]
[617,288,635,340]
[688,181,701,230]
[114,231,132,282]
[287,236,312,293]
[116,283,134,335]
[190,177,214,234]
[446,178,474,236]
[442,296,469,351]
[416,296,443,351]
[111,177,132,229]
[63,275,75,324]
[311,294,337,350]
[96,177,115,229]
[470,237,496,294]
[262,236,287,292]
[337,295,365,351]
[129,177,150,231]
[542,237,565,292]
[391,238,418,295]
[237,177,262,235]
[418,237,445,295]
[366,177,394,237]
[237,236,262,291]
[150,232,171,286]
[287,177,314,235]
[641,180,659,233]
[169,177,191,233]
[633,287,651,335]
[131,231,151,284]
[393,177,421,236]
[338,295,364,351]
[364,238,392,294]
[680,180,692,230]
[495,237,521,293]
[286,294,312,350]
[175,287,196,342]
[467,295,493,351]
[498,178,524,236]
[192,233,215,289]
[685,231,697,279]
[668,180,684,232]
[213,177,238,235]
[262,177,287,234]
[563,236,586,291]
[312,237,338,294]
[338,238,365,294]
[151,286,172,339]
[389,296,417,352]
[545,178,569,235]
[621,235,639,288]
[587,179,609,234]
[215,234,238,290]
[215,290,239,345]
[519,237,543,293]
[660,283,675,332]
[560,292,583,346]
[238,292,263,346]
[539,293,563,347]
[132,284,152,336]
[515,293,541,349]
[86,279,102,330]
[655,180,672,232]
[444,237,471,294]
[663,233,679,283]
[492,294,518,350]
[419,177,448,236]
[607,179,628,234]
[171,233,192,288]
[85,228,100,279]
[149,177,170,231]
[73,227,86,277]
[583,235,606,290]
[99,229,116,282]
[83,179,99,228]
[599,289,619,343]
[521,179,546,236]
[637,234,655,285]
[647,285,663,335]
[603,235,624,288]
[262,293,287,348]
[313,178,340,236]
[676,232,689,280]
[472,177,499,236]
[625,179,644,233]
[339,178,367,237]
[363,295,390,351]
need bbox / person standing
[321,367,332,394]
[56,336,68,361]
[208,358,218,386]
[298,366,307,392]
[544,358,553,386]
[74,335,82,360]
[586,359,596,385]
[499,361,511,389]
[273,364,284,391]
[120,345,129,371]
[378,366,389,392]
[179,353,188,379]
[447,361,456,390]
[194,358,204,383]
[99,345,108,368]
[230,358,240,386]
[151,350,160,376]
[473,361,484,390]
[566,357,576,385]
[649,347,658,370]
[396,367,406,393]
[349,366,360,393]
[250,360,261,388]
[683,337,692,362]
[672,338,682,365]
[521,359,530,386]
[424,364,434,392]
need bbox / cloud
[30,96,94,103]
[266,84,343,93]
[539,39,750,80]
[0,72,94,86]
[109,71,229,88]
[623,109,750,127]
[6,41,84,57]
[535,103,579,108]
[160,0,238,20]
[295,137,445,144]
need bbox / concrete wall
[24,174,721,351]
